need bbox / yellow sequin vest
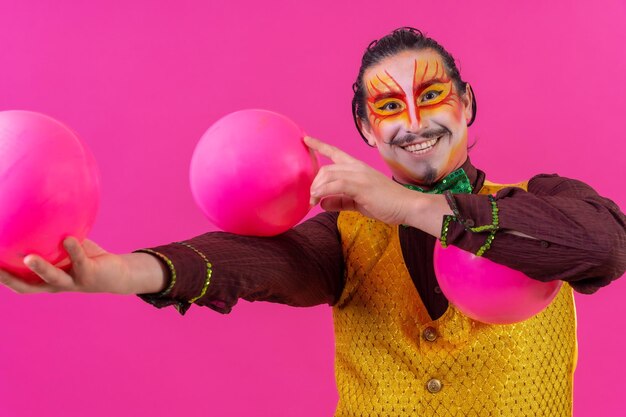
[333,180,577,416]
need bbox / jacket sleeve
[444,174,626,294]
[135,211,344,315]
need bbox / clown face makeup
[360,49,473,186]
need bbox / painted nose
[407,109,424,132]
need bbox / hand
[305,136,417,225]
[0,237,136,295]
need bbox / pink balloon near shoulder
[190,109,318,236]
[433,240,562,324]
[0,111,100,282]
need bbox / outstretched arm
[0,213,345,314]
[136,212,344,315]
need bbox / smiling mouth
[401,136,442,155]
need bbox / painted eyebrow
[369,79,450,102]
[414,78,449,92]
[366,70,406,100]
[369,91,405,102]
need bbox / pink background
[1,1,624,415]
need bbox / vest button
[423,326,437,342]
[426,378,443,393]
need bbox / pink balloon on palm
[190,109,318,236]
[0,111,100,282]
[433,240,562,324]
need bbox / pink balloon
[0,111,100,282]
[190,109,318,236]
[433,241,562,324]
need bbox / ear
[462,83,474,124]
[357,117,378,147]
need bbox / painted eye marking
[420,90,443,103]
[372,98,406,116]
[417,81,452,107]
[378,101,402,111]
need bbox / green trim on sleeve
[133,249,177,297]
[175,241,213,304]
[475,195,500,256]
[440,215,455,248]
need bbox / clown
[1,28,624,416]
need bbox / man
[1,28,624,416]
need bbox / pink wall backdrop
[1,1,624,415]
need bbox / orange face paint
[366,57,462,134]
[360,49,471,187]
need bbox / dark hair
[352,27,477,144]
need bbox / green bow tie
[402,168,473,195]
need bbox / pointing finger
[304,136,354,164]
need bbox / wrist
[400,188,428,226]
[401,192,454,238]
[122,253,168,295]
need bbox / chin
[396,166,440,186]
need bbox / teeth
[404,138,439,153]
